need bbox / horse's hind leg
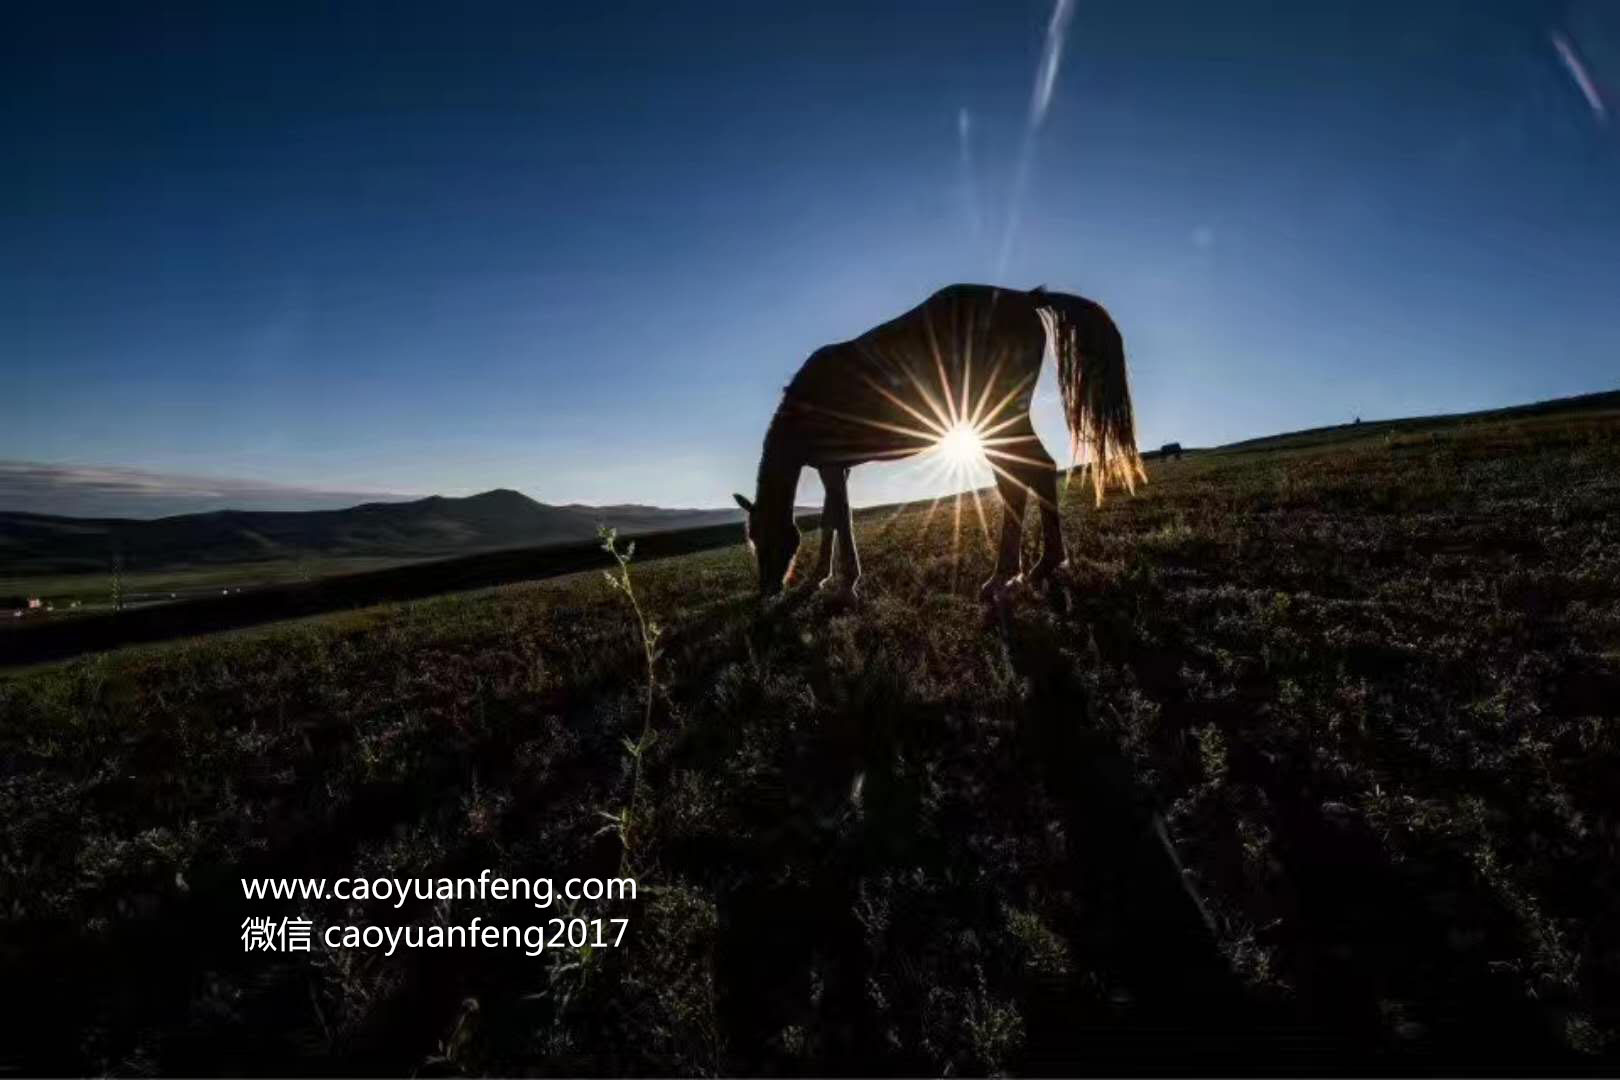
[1027,464,1064,583]
[982,471,1029,601]
[984,417,1064,596]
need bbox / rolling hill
[2,393,1616,1073]
[0,488,743,575]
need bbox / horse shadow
[680,569,1584,1073]
[989,607,1300,1073]
[698,589,1309,1074]
[1007,574,1586,1075]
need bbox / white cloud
[1030,0,1077,131]
[998,0,1080,276]
[957,105,983,239]
[0,460,412,519]
[1551,30,1608,125]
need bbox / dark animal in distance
[1160,442,1183,461]
[735,283,1144,600]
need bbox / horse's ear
[733,493,754,513]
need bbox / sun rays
[744,285,1141,600]
[804,324,1057,568]
[935,420,986,469]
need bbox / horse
[734,283,1144,600]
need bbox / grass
[1,556,424,614]
[0,521,754,667]
[2,405,1618,1074]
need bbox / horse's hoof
[1027,559,1063,587]
[821,578,859,603]
[979,575,1021,603]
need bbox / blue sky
[5,0,1617,515]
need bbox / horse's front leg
[811,522,837,588]
[819,465,860,598]
[813,467,842,592]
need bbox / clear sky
[5,0,1617,515]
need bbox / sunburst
[934,420,985,468]
[801,332,1055,583]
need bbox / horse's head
[733,492,800,597]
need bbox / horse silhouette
[735,284,1143,599]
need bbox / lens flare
[805,323,1051,573]
[935,420,986,468]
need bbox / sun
[935,420,986,467]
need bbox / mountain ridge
[0,488,744,575]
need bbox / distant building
[1160,442,1184,461]
[27,597,42,610]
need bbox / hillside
[1,398,1616,1073]
[1206,389,1620,457]
[0,488,742,575]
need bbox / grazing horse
[735,283,1144,599]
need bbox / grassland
[1,556,422,613]
[2,405,1618,1074]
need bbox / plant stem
[600,528,659,877]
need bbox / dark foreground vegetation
[2,400,1618,1075]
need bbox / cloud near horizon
[0,461,416,520]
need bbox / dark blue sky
[5,1,1617,512]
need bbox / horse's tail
[1037,290,1146,505]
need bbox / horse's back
[780,284,1050,466]
[791,283,1045,396]
[841,283,1043,363]
[860,283,1034,340]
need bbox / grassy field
[2,405,1618,1074]
[0,521,756,669]
[1,556,422,614]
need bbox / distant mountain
[0,489,744,575]
[0,460,411,519]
